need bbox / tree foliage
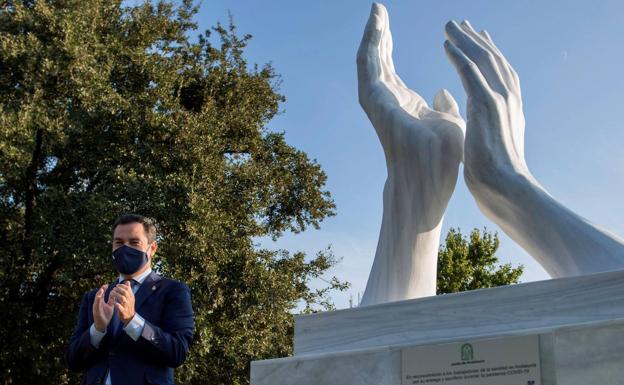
[437,228,524,294]
[0,1,347,384]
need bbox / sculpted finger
[459,21,517,92]
[433,89,465,136]
[433,88,461,117]
[478,29,501,55]
[478,28,505,59]
[445,20,507,96]
[460,22,513,81]
[357,3,385,86]
[377,4,427,112]
[461,21,494,52]
[382,6,425,102]
[444,40,490,102]
[479,28,521,91]
[378,4,400,87]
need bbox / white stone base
[251,269,624,385]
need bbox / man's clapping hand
[92,281,136,331]
[110,281,136,325]
[92,284,114,332]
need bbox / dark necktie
[123,278,138,290]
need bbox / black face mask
[112,245,148,275]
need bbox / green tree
[0,1,347,384]
[437,228,524,294]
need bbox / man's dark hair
[112,214,158,243]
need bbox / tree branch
[20,128,43,289]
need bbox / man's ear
[149,241,158,260]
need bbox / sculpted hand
[111,281,136,325]
[93,284,114,332]
[358,4,465,305]
[444,20,532,193]
[444,20,624,276]
[358,4,465,202]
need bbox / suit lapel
[134,271,161,311]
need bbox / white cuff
[89,323,106,348]
[123,313,145,341]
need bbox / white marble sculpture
[357,3,465,305]
[358,3,624,306]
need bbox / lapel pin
[152,285,156,291]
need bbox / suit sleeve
[138,282,194,368]
[64,291,107,372]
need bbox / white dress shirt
[89,268,152,385]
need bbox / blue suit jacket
[65,272,194,385]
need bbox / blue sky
[159,1,624,309]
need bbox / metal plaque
[401,334,541,385]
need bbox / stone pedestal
[251,269,624,385]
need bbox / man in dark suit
[65,214,194,385]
